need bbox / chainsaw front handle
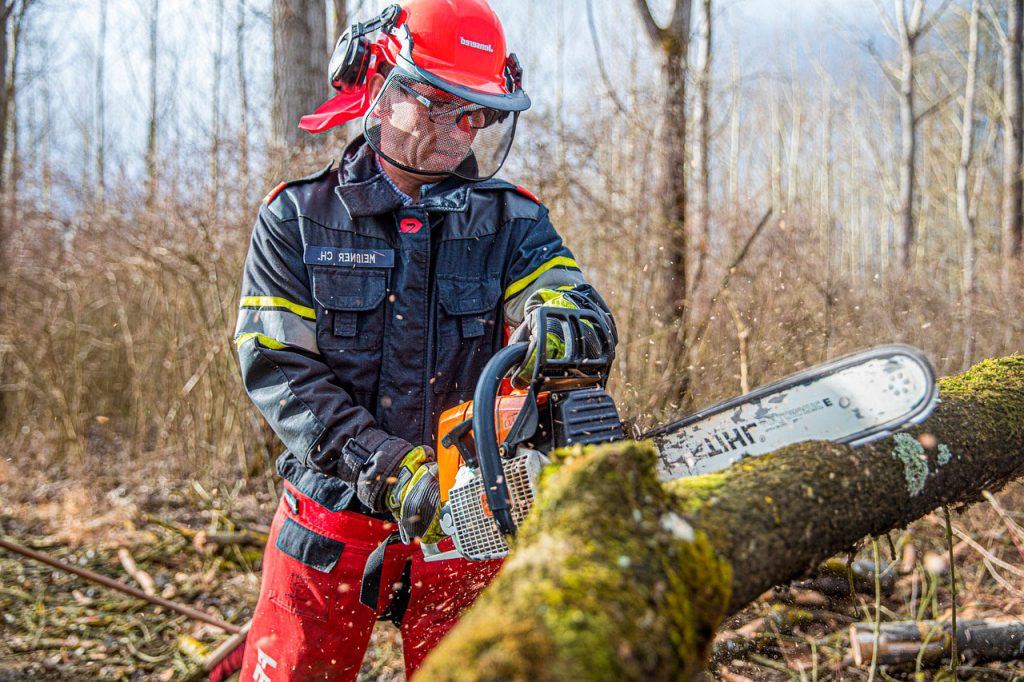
[473,342,528,537]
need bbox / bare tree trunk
[633,0,693,412]
[5,0,28,196]
[330,0,345,44]
[145,0,159,206]
[786,88,801,211]
[959,0,979,370]
[769,91,783,212]
[95,0,107,202]
[419,356,1024,680]
[727,45,740,207]
[1,0,29,196]
[872,0,950,270]
[0,1,12,195]
[1003,0,1023,277]
[272,0,328,150]
[211,0,225,204]
[895,0,920,270]
[633,0,692,321]
[818,76,835,360]
[236,0,250,194]
[690,0,711,294]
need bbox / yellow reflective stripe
[239,296,315,320]
[504,257,579,300]
[235,332,287,350]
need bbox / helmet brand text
[459,36,494,52]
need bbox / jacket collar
[334,138,475,218]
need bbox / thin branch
[872,0,900,40]
[632,0,665,45]
[670,0,691,37]
[914,89,955,123]
[893,0,909,39]
[918,0,955,36]
[863,38,902,92]
[585,0,628,116]
[686,207,773,348]
[906,0,925,35]
[981,0,1007,44]
[951,526,1024,579]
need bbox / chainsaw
[421,308,938,563]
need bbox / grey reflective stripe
[235,308,319,354]
[238,344,325,460]
[503,267,588,327]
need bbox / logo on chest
[399,217,424,234]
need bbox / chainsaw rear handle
[473,342,528,538]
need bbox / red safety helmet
[300,0,529,134]
[300,0,529,181]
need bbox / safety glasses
[391,78,505,130]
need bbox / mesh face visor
[364,71,518,181]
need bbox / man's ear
[368,73,386,101]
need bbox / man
[230,1,616,679]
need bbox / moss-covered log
[417,356,1024,681]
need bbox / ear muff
[329,30,372,91]
[328,4,402,92]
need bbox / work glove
[385,446,445,545]
[509,287,603,388]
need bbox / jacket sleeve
[502,203,617,343]
[233,204,411,512]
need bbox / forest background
[0,0,1022,679]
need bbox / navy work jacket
[234,139,611,519]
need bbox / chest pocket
[311,268,387,351]
[434,276,502,395]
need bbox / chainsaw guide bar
[427,320,938,563]
[643,344,939,480]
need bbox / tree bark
[236,0,250,195]
[419,355,1024,680]
[145,0,159,206]
[271,0,328,149]
[895,0,920,270]
[330,0,345,44]
[690,0,712,295]
[211,0,225,204]
[2,0,29,198]
[632,0,693,412]
[95,0,107,202]
[0,1,12,195]
[872,0,950,269]
[959,0,979,370]
[1003,0,1023,275]
[632,0,692,320]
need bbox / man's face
[368,74,482,175]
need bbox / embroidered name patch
[304,246,395,268]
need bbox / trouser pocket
[268,517,346,622]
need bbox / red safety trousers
[236,482,502,681]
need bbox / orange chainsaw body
[436,390,548,503]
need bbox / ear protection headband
[328,4,403,91]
